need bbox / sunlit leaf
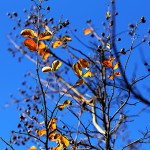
[38,41,47,50]
[49,133,61,141]
[21,29,37,38]
[60,35,72,42]
[108,75,114,80]
[78,58,90,70]
[52,40,63,48]
[109,56,115,62]
[36,129,46,136]
[51,143,63,150]
[28,146,36,150]
[52,60,62,71]
[48,118,57,132]
[58,100,71,111]
[38,48,51,60]
[39,31,53,40]
[83,71,92,78]
[106,11,111,20]
[72,62,82,77]
[102,59,112,68]
[60,135,70,147]
[76,79,84,85]
[42,66,52,72]
[23,38,37,52]
[113,61,120,70]
[114,72,121,76]
[106,43,111,49]
[84,28,93,35]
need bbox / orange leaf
[102,59,112,68]
[48,118,57,132]
[72,62,82,77]
[114,72,121,76]
[38,48,51,60]
[84,28,93,35]
[49,133,61,141]
[21,29,37,38]
[58,100,71,111]
[113,62,120,70]
[78,58,89,70]
[28,146,36,150]
[60,135,70,147]
[76,79,84,85]
[38,31,53,40]
[36,129,46,136]
[109,56,115,62]
[108,75,114,80]
[60,35,72,42]
[23,38,37,52]
[52,40,63,48]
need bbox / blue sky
[1,0,150,149]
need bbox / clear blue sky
[1,0,150,149]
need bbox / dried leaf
[48,118,57,132]
[78,58,89,70]
[60,135,70,147]
[36,129,46,136]
[38,48,51,60]
[49,133,61,141]
[106,43,111,49]
[76,79,84,85]
[60,35,72,42]
[114,72,121,76]
[58,100,71,111]
[113,61,120,70]
[84,28,93,35]
[52,60,62,71]
[83,71,92,78]
[108,75,114,80]
[72,62,82,77]
[51,143,63,150]
[109,56,115,62]
[42,66,52,72]
[106,11,111,20]
[102,59,112,68]
[21,29,37,38]
[52,40,63,48]
[23,38,37,52]
[39,31,53,40]
[38,41,47,50]
[29,146,36,150]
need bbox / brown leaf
[76,79,84,85]
[72,62,82,77]
[23,38,37,52]
[38,31,53,40]
[38,48,51,60]
[114,72,121,76]
[52,60,62,71]
[42,66,52,72]
[58,100,71,111]
[102,59,112,68]
[78,58,90,70]
[21,29,37,38]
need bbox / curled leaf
[58,100,71,111]
[83,71,92,78]
[76,79,84,85]
[114,72,121,76]
[23,38,37,52]
[78,58,89,70]
[49,133,61,141]
[29,146,36,150]
[42,66,52,72]
[36,129,46,136]
[39,31,53,40]
[38,48,51,60]
[72,62,82,77]
[52,60,62,71]
[84,28,93,35]
[52,40,63,48]
[102,59,112,68]
[21,29,37,38]
[60,135,70,147]
[48,118,57,132]
[60,35,72,42]
[113,62,120,70]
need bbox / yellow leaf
[49,133,61,141]
[38,41,47,50]
[58,100,71,111]
[63,100,71,105]
[21,29,37,38]
[48,118,57,132]
[42,66,52,72]
[23,38,37,52]
[113,61,120,70]
[114,72,121,76]
[72,62,82,77]
[106,11,111,20]
[38,31,53,40]
[83,71,92,78]
[52,60,62,71]
[76,79,84,85]
[60,35,72,42]
[36,129,46,136]
[108,75,114,80]
[38,48,51,60]
[28,146,36,150]
[83,28,93,35]
[51,143,63,150]
[52,40,63,48]
[78,58,89,70]
[60,135,70,147]
[102,59,112,68]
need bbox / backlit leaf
[38,48,51,60]
[38,41,47,50]
[78,58,89,70]
[76,79,84,85]
[49,133,61,141]
[51,143,63,150]
[108,75,114,80]
[60,35,72,42]
[102,59,112,68]
[23,38,37,52]
[21,29,37,38]
[29,146,36,150]
[114,72,121,76]
[58,100,71,111]
[38,31,53,40]
[36,129,46,136]
[113,62,120,70]
[83,71,92,78]
[52,60,62,71]
[84,28,93,35]
[60,135,70,147]
[72,62,82,77]
[42,66,52,72]
[48,118,57,132]
[52,40,63,48]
